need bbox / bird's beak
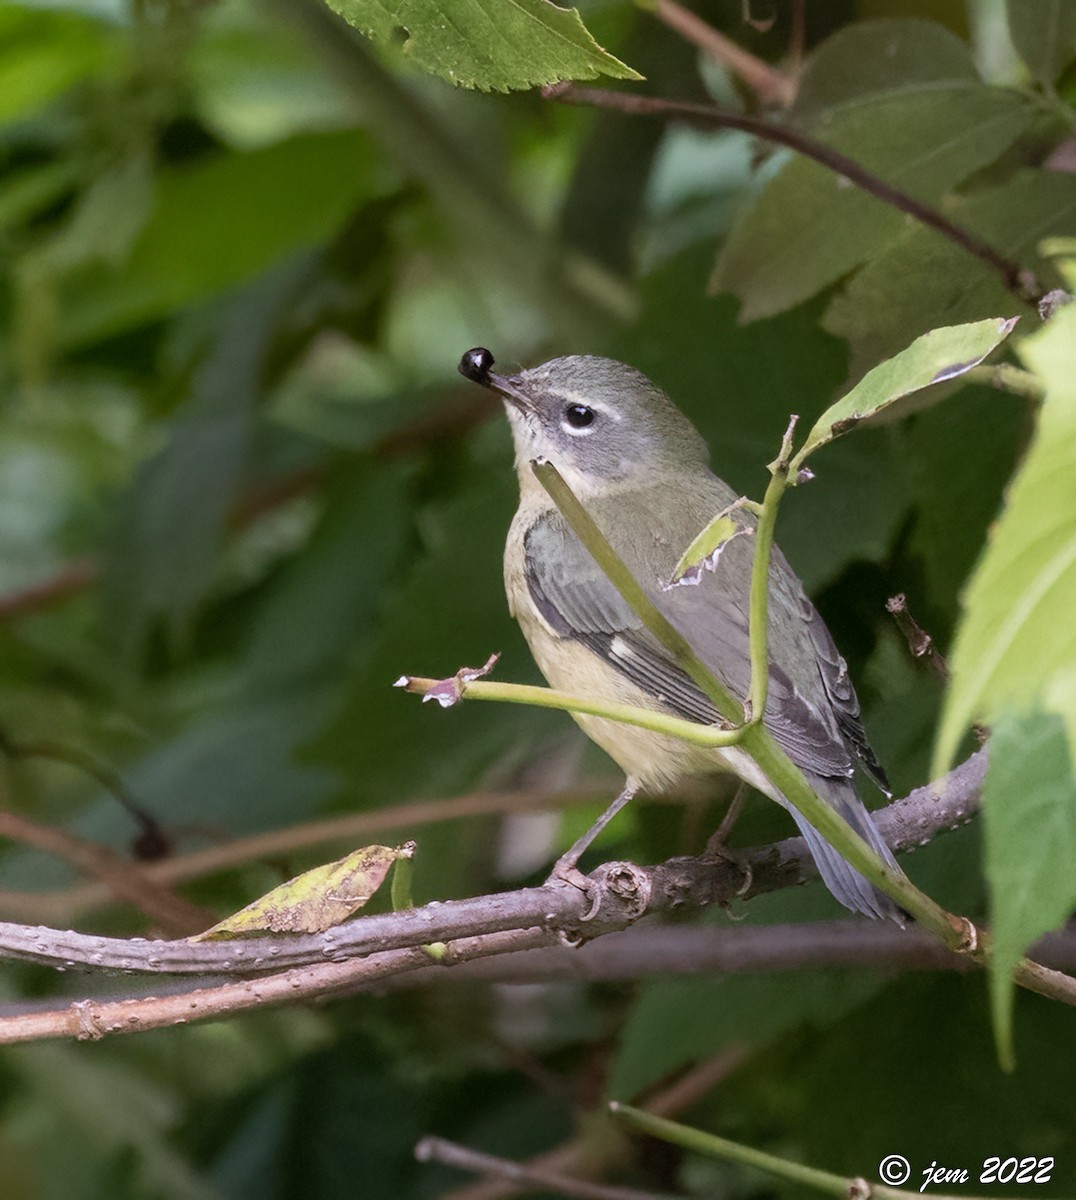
[458,347,534,414]
[488,373,534,415]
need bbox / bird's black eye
[564,404,595,429]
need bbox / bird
[458,346,903,921]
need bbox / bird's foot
[546,854,602,921]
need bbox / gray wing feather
[520,511,897,921]
[523,510,858,782]
[522,505,901,922]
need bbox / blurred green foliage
[0,1,1074,1197]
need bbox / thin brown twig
[0,932,537,1045]
[542,83,1045,308]
[416,1136,674,1200]
[649,0,793,107]
[786,0,806,82]
[885,594,950,682]
[438,1048,750,1200]
[0,557,98,622]
[0,733,170,858]
[0,807,212,936]
[885,597,989,745]
[0,780,645,926]
[0,751,993,976]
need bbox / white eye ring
[562,404,596,434]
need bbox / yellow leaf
[193,842,415,939]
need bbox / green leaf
[195,843,412,937]
[0,436,79,595]
[611,969,883,1101]
[102,270,300,658]
[62,130,384,345]
[669,514,744,586]
[795,317,1018,462]
[610,890,889,1101]
[824,170,1076,380]
[191,7,355,149]
[615,263,903,590]
[792,17,977,124]
[0,6,114,123]
[42,153,155,273]
[326,0,642,92]
[0,162,76,236]
[712,86,1037,321]
[982,707,1076,1070]
[239,462,415,692]
[1007,0,1076,85]
[906,385,1028,618]
[935,303,1076,771]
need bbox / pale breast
[504,503,731,789]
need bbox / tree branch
[610,1103,1020,1200]
[0,751,987,976]
[2,748,1073,1045]
[648,0,794,107]
[542,83,1045,308]
[0,781,634,926]
[415,1137,669,1200]
[0,806,211,937]
[0,556,98,623]
[434,1049,750,1200]
[403,923,1076,989]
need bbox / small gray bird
[459,347,902,921]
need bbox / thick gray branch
[0,752,986,977]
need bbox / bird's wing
[523,510,859,782]
[798,587,891,793]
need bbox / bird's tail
[783,777,905,924]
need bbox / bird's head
[459,348,709,493]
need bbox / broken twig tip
[420,654,501,708]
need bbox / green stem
[609,1104,1007,1200]
[740,724,956,939]
[404,676,748,747]
[531,459,963,941]
[410,453,1076,1003]
[390,854,415,912]
[744,425,796,722]
[611,1105,848,1197]
[963,363,1046,401]
[532,459,743,723]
